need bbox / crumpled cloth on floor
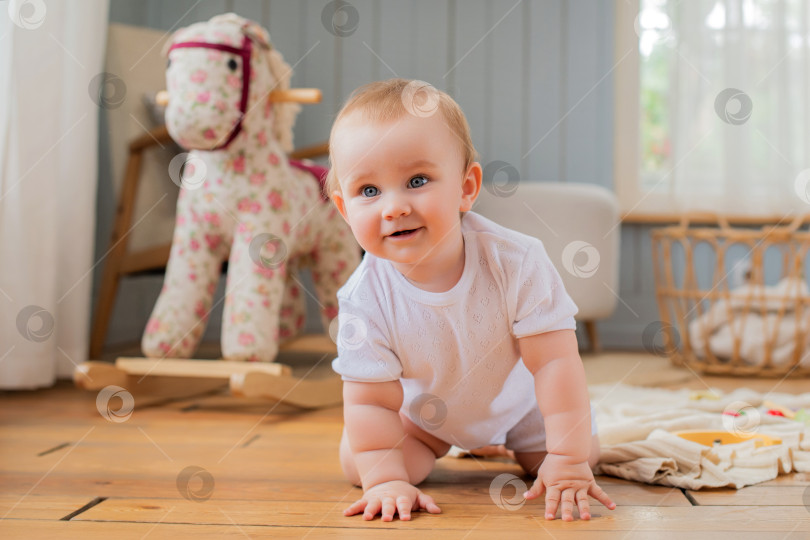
[688,277,810,366]
[591,384,810,489]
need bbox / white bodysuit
[332,212,595,452]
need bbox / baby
[326,78,615,522]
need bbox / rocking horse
[76,14,359,408]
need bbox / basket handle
[677,212,731,231]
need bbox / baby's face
[330,111,479,271]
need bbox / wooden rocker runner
[74,334,343,409]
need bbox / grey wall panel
[563,0,613,188]
[526,0,563,183]
[375,1,420,80]
[264,1,324,150]
[109,0,150,27]
[230,0,263,23]
[488,0,526,176]
[297,0,341,149]
[449,0,490,165]
[376,0,451,88]
[149,0,232,31]
[337,0,378,101]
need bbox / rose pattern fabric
[141,14,359,362]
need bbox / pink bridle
[168,34,253,150]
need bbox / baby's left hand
[523,454,616,521]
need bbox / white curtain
[0,0,109,389]
[642,0,810,215]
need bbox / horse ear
[161,28,185,57]
[266,48,301,154]
[242,21,271,49]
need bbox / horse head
[162,13,299,153]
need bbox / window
[615,0,810,218]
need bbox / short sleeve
[511,240,579,338]
[331,298,403,383]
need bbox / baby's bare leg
[513,433,601,477]
[339,413,450,487]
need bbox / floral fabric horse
[142,14,359,362]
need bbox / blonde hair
[325,78,477,199]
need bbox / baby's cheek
[353,224,379,252]
[350,214,373,237]
[353,229,375,250]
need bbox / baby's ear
[331,191,349,223]
[460,162,482,212]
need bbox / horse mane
[265,46,300,155]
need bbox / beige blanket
[591,384,810,489]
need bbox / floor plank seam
[36,442,70,457]
[241,434,260,448]
[680,489,699,506]
[59,497,107,521]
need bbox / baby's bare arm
[520,330,592,460]
[344,380,410,489]
[519,330,615,520]
[342,380,440,521]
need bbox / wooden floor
[1,350,809,539]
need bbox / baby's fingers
[396,495,412,521]
[543,486,561,520]
[343,498,367,517]
[363,498,382,520]
[381,497,397,522]
[589,482,616,510]
[559,490,576,522]
[576,489,591,520]
[523,475,546,501]
[416,491,441,514]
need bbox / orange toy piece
[673,430,782,448]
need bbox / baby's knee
[514,451,546,477]
[339,429,361,487]
[402,436,441,485]
[513,433,601,475]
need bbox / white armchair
[474,181,621,352]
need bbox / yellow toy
[673,430,781,448]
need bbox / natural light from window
[628,0,810,216]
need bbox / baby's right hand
[344,480,441,522]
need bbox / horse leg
[141,188,228,358]
[277,258,307,344]
[221,229,286,362]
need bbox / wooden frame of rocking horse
[79,88,345,409]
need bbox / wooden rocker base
[74,335,343,409]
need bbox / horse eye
[227,58,238,71]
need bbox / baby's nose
[382,195,411,219]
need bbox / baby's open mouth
[390,228,419,237]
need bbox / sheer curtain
[0,0,109,388]
[632,0,810,216]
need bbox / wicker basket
[651,213,810,377]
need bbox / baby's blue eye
[409,176,428,188]
[362,185,379,197]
